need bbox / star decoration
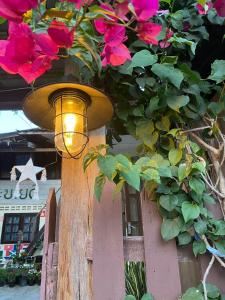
[15,158,44,185]
[10,158,46,200]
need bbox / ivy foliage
[84,0,225,262]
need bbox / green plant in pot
[27,269,36,286]
[0,268,6,287]
[35,271,41,286]
[18,268,28,287]
[6,270,17,287]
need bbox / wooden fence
[41,185,225,300]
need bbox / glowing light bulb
[64,114,76,147]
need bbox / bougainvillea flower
[60,0,93,9]
[0,0,38,22]
[0,22,58,83]
[94,4,116,34]
[48,21,74,48]
[132,0,159,21]
[159,28,174,48]
[104,25,126,46]
[137,22,162,45]
[115,1,129,20]
[101,43,131,66]
[214,0,225,16]
[196,2,213,14]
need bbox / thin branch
[201,175,225,198]
[202,235,225,268]
[202,255,215,300]
[182,126,211,134]
[190,133,220,157]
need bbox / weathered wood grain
[40,189,57,300]
[141,193,182,300]
[93,182,125,300]
[57,128,105,300]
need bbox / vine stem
[202,255,215,300]
[190,132,220,157]
[202,235,225,268]
[182,126,211,133]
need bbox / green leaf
[169,36,197,54]
[203,193,215,204]
[167,95,190,112]
[161,217,182,241]
[189,178,205,195]
[193,240,206,256]
[116,154,132,169]
[158,167,173,178]
[182,202,200,223]
[141,294,154,300]
[159,194,178,211]
[121,165,141,191]
[151,63,184,88]
[191,162,206,174]
[155,115,170,132]
[178,232,192,246]
[194,220,207,235]
[214,240,225,255]
[208,60,225,83]
[209,220,225,235]
[136,120,154,138]
[181,287,204,300]
[142,168,160,184]
[94,173,106,201]
[198,283,220,299]
[97,155,117,180]
[169,148,183,166]
[131,50,158,68]
[178,164,191,181]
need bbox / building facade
[0,129,61,262]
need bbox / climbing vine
[1,0,225,299]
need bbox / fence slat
[93,182,125,300]
[40,188,57,300]
[141,194,181,300]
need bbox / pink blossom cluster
[196,0,225,16]
[94,0,162,66]
[0,0,75,83]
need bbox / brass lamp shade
[23,82,113,131]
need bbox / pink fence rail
[41,184,225,300]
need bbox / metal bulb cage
[49,88,91,159]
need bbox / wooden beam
[0,148,56,152]
[57,128,105,300]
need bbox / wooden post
[57,128,105,300]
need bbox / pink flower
[115,1,129,20]
[60,0,93,9]
[0,0,38,22]
[131,0,159,21]
[48,20,74,48]
[137,22,162,45]
[196,2,213,14]
[0,22,58,83]
[94,4,116,34]
[159,28,174,48]
[104,25,126,46]
[214,0,225,17]
[101,43,131,67]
